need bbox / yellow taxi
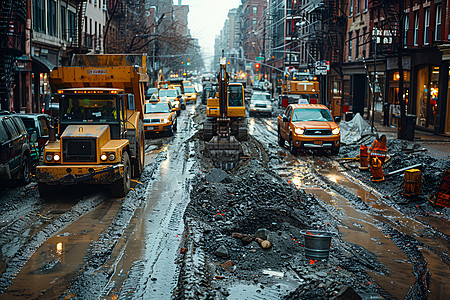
[143,100,177,136]
[159,88,181,115]
[183,86,197,104]
[277,104,340,155]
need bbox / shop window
[416,66,439,129]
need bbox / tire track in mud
[0,195,105,294]
[61,152,166,299]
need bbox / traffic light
[255,63,260,71]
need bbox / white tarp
[339,113,377,145]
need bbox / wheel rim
[125,158,131,189]
[23,159,30,182]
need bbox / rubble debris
[262,269,284,278]
[214,245,229,258]
[232,232,272,249]
[205,168,230,183]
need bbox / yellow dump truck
[36,54,148,198]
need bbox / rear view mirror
[29,131,38,143]
[334,116,341,123]
[127,95,135,110]
[282,114,289,122]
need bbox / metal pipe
[385,164,422,176]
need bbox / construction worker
[369,134,387,164]
[102,101,117,120]
[66,99,84,119]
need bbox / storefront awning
[32,56,56,73]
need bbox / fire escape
[323,0,347,75]
[0,0,26,110]
[371,0,400,54]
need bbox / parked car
[143,100,177,137]
[248,92,273,117]
[145,87,159,100]
[0,112,32,184]
[15,113,52,170]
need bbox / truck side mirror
[334,116,341,123]
[127,95,135,110]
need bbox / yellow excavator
[202,52,247,170]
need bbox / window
[357,0,360,13]
[252,18,257,26]
[48,0,56,36]
[33,0,45,33]
[424,8,430,44]
[61,6,66,40]
[350,0,353,16]
[253,6,257,14]
[365,0,368,11]
[404,15,409,46]
[435,5,441,41]
[68,10,75,42]
[348,32,352,61]
[355,30,359,58]
[413,12,419,45]
[362,27,366,57]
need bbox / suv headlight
[294,128,304,135]
[164,118,170,123]
[332,127,340,135]
[250,104,255,108]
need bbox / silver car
[249,92,273,117]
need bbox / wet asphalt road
[0,100,448,299]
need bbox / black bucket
[301,230,333,260]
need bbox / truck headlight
[46,154,53,162]
[101,154,108,161]
[332,128,340,135]
[164,118,170,123]
[53,154,60,161]
[294,128,304,135]
[108,153,116,161]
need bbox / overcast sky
[184,0,241,69]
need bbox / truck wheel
[331,146,340,155]
[111,152,131,198]
[17,156,31,185]
[133,121,144,178]
[38,183,53,198]
[289,135,298,155]
[278,128,285,147]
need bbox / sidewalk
[373,122,450,159]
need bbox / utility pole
[372,27,377,133]
[397,0,406,139]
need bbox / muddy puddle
[1,199,121,299]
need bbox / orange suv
[277,104,341,155]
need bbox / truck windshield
[61,96,119,123]
[292,108,333,122]
[184,87,195,93]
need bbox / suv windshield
[159,89,177,97]
[251,93,270,101]
[145,102,170,113]
[292,108,333,122]
[61,96,119,123]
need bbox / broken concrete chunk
[205,168,229,183]
[262,269,284,278]
[214,245,229,258]
[254,228,270,240]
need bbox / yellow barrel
[405,169,421,195]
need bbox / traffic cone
[359,144,369,170]
[370,156,385,182]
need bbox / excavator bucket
[205,136,243,170]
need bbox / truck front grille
[304,129,332,136]
[63,138,96,162]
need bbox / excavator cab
[202,53,248,170]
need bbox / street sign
[256,57,264,62]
